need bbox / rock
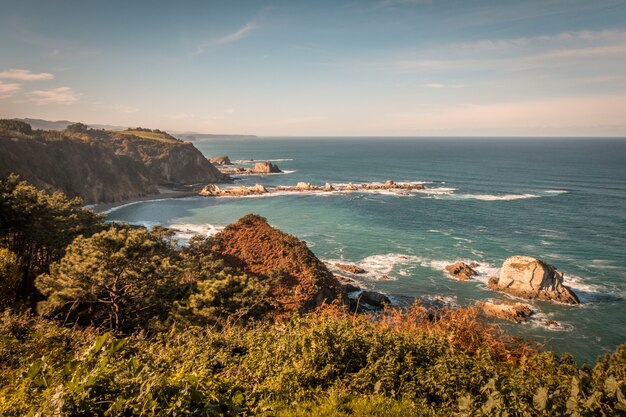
[209,155,232,165]
[296,182,313,190]
[324,182,334,191]
[209,214,347,317]
[379,274,391,280]
[445,261,478,281]
[488,256,579,304]
[357,291,390,309]
[343,283,362,293]
[250,184,267,194]
[335,263,366,274]
[199,184,222,196]
[476,301,534,323]
[252,161,282,174]
[384,179,395,188]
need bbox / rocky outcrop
[199,183,267,196]
[357,291,390,309]
[335,263,366,274]
[475,301,534,323]
[0,122,226,204]
[198,180,428,198]
[252,161,282,174]
[488,256,579,304]
[209,155,232,165]
[209,214,347,317]
[445,262,478,280]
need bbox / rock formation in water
[209,155,233,165]
[209,214,347,317]
[252,161,282,174]
[0,121,226,204]
[335,263,367,274]
[199,180,427,198]
[488,256,579,304]
[445,262,478,280]
[475,301,534,323]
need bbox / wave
[169,223,224,240]
[233,158,294,164]
[452,193,541,201]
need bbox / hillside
[0,121,225,204]
[209,214,347,316]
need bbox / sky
[1,0,626,136]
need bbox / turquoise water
[106,137,626,363]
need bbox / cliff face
[210,214,347,316]
[0,136,156,204]
[0,122,225,204]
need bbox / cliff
[209,214,347,316]
[0,121,225,204]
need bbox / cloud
[26,87,80,105]
[0,81,22,99]
[167,113,196,120]
[418,83,465,89]
[97,103,139,114]
[215,22,256,44]
[0,69,54,81]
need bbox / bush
[0,248,20,309]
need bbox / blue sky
[1,0,625,136]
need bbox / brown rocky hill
[210,214,347,316]
[0,121,225,204]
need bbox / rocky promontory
[488,256,579,304]
[0,121,226,204]
[209,214,347,317]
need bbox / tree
[36,226,181,333]
[0,248,20,309]
[0,175,104,304]
[175,236,269,326]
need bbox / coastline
[90,187,199,213]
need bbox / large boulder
[252,161,282,174]
[488,256,579,304]
[445,261,478,281]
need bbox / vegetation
[118,128,180,143]
[0,177,624,415]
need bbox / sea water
[106,137,626,363]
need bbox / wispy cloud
[0,81,22,99]
[97,103,139,114]
[215,22,256,44]
[0,69,54,81]
[418,83,465,89]
[26,87,80,105]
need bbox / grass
[115,129,179,143]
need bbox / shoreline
[90,188,199,213]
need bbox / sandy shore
[90,187,199,213]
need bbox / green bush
[0,248,20,309]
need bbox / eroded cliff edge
[0,121,226,204]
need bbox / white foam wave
[589,259,622,270]
[233,158,294,164]
[544,190,569,194]
[169,223,224,240]
[454,193,541,201]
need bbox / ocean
[105,137,626,363]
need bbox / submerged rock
[488,256,579,304]
[445,261,478,281]
[476,301,534,323]
[357,291,391,309]
[335,263,366,274]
